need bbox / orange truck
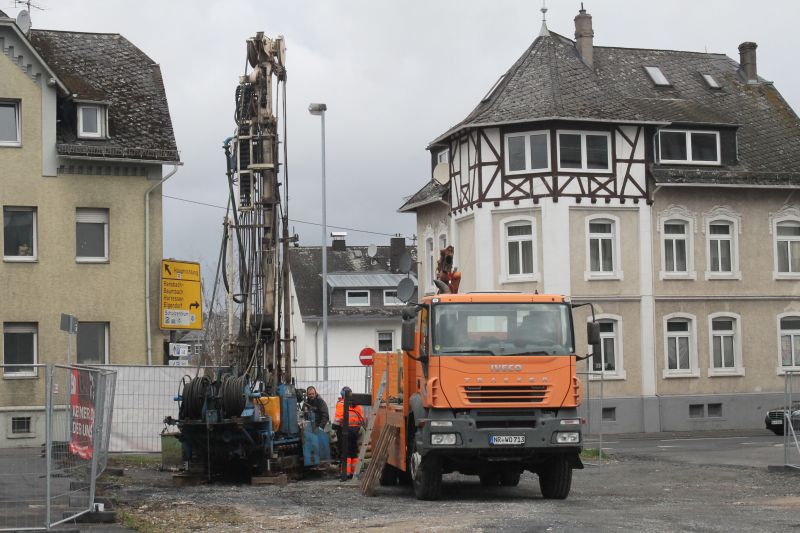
[370,292,600,500]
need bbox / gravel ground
[98,453,800,532]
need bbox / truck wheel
[409,434,442,500]
[500,470,521,487]
[379,464,399,486]
[479,472,500,486]
[538,456,572,499]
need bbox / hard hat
[340,386,352,397]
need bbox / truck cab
[372,292,599,500]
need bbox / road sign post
[160,259,203,331]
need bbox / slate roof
[432,30,800,186]
[28,30,179,162]
[288,246,418,321]
[398,179,449,213]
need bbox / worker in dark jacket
[303,386,330,429]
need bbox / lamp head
[308,102,327,115]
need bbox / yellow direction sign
[160,259,203,330]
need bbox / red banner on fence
[68,368,96,460]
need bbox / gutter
[145,164,180,365]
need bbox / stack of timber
[359,425,399,496]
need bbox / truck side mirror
[587,322,601,364]
[401,319,416,352]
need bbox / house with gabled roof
[400,7,800,433]
[287,236,417,389]
[0,9,179,443]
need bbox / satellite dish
[398,252,412,274]
[396,277,415,303]
[366,244,378,258]
[432,160,449,185]
[16,10,31,35]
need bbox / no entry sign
[359,347,375,366]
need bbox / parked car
[764,403,800,436]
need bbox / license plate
[771,419,783,425]
[490,435,525,445]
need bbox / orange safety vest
[334,400,364,428]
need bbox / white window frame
[504,130,551,175]
[658,129,721,165]
[3,323,38,378]
[377,330,394,352]
[438,233,447,251]
[345,290,370,307]
[704,216,741,280]
[77,104,106,139]
[426,237,435,293]
[383,290,403,306]
[773,216,800,280]
[644,66,671,86]
[659,217,696,280]
[436,149,449,164]
[588,314,626,380]
[3,206,37,262]
[0,101,21,147]
[498,215,539,284]
[584,214,623,281]
[707,312,744,376]
[662,313,699,378]
[556,130,612,173]
[777,313,800,374]
[76,208,109,263]
[76,322,110,365]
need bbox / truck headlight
[555,432,581,444]
[431,433,456,445]
[430,420,453,427]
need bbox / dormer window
[702,74,721,90]
[437,149,449,164]
[77,104,106,139]
[644,66,671,87]
[658,130,720,165]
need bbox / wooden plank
[353,369,387,477]
[359,425,399,497]
[250,474,288,486]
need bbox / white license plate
[490,435,525,446]
[771,419,783,425]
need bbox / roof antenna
[539,0,550,37]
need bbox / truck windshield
[431,302,575,356]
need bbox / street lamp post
[308,102,328,381]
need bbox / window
[644,66,671,86]
[689,404,704,418]
[11,416,31,434]
[377,331,394,352]
[346,290,370,307]
[0,101,20,146]
[557,131,611,172]
[77,322,109,365]
[436,149,449,164]
[707,403,723,417]
[76,208,109,262]
[506,221,534,276]
[3,207,36,261]
[776,221,800,275]
[658,130,720,165]
[708,222,733,274]
[383,290,403,306]
[505,131,550,174]
[77,104,106,139]
[585,215,621,280]
[702,74,721,89]
[602,407,616,421]
[779,315,800,370]
[438,234,447,251]
[426,238,435,291]
[590,315,625,379]
[3,323,37,377]
[708,314,742,376]
[663,220,688,274]
[663,314,698,378]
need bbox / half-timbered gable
[401,6,800,435]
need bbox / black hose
[181,376,211,420]
[221,374,249,418]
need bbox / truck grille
[461,385,550,405]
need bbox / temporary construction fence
[781,370,800,470]
[0,364,116,532]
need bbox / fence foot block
[62,510,117,523]
[251,473,288,486]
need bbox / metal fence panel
[783,370,800,469]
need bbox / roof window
[481,74,506,103]
[644,66,671,87]
[702,74,721,89]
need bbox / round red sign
[359,347,375,366]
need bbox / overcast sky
[10,0,800,275]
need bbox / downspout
[145,164,180,365]
[314,321,320,380]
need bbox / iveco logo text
[490,364,523,372]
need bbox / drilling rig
[168,32,330,478]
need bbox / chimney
[389,236,406,273]
[574,4,594,68]
[331,232,347,252]
[738,42,758,83]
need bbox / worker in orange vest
[333,386,365,479]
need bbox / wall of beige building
[415,202,449,295]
